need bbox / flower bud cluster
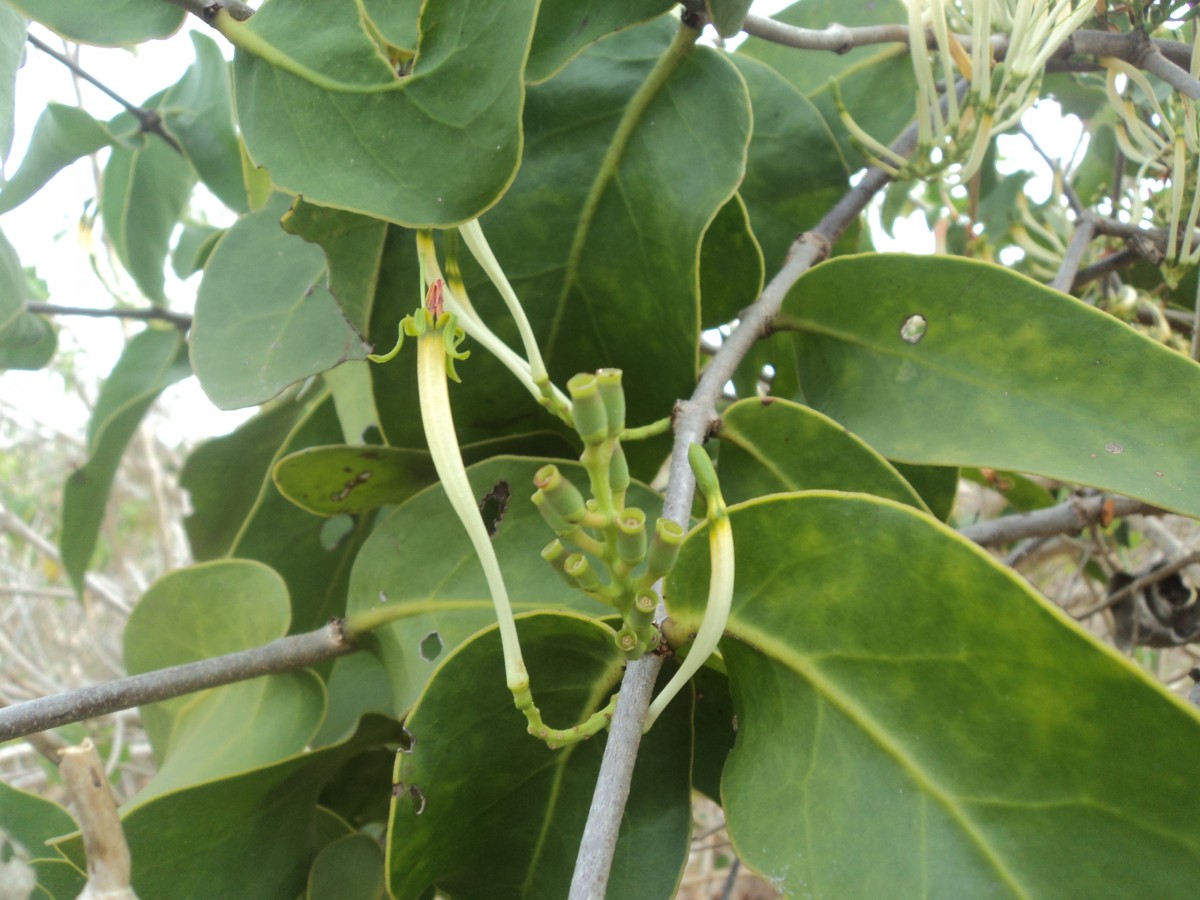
[532,369,674,658]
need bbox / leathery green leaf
[100,132,196,304]
[230,0,537,226]
[61,328,189,594]
[716,396,927,510]
[0,104,134,214]
[272,431,575,517]
[0,781,83,899]
[347,457,661,714]
[524,0,674,83]
[780,254,1200,518]
[666,493,1200,897]
[5,0,183,46]
[307,833,385,900]
[123,559,325,802]
[388,612,690,899]
[416,18,749,446]
[52,716,400,900]
[0,6,26,168]
[191,194,369,410]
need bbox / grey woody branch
[958,494,1154,547]
[741,15,1195,89]
[0,620,355,742]
[566,73,963,900]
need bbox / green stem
[620,417,672,442]
[644,444,734,731]
[213,9,400,94]
[345,599,498,640]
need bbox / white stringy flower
[840,0,1095,182]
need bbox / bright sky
[0,3,1083,449]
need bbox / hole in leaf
[409,785,426,816]
[419,631,443,661]
[396,724,415,753]
[319,514,354,550]
[1105,442,1124,454]
[478,480,511,538]
[900,314,927,344]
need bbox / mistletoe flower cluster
[1104,31,1200,268]
[842,0,1095,182]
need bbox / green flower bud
[567,372,608,446]
[564,552,601,591]
[631,588,658,629]
[614,626,640,659]
[609,440,630,495]
[533,464,587,523]
[532,489,572,536]
[596,368,625,437]
[541,539,577,587]
[616,506,647,566]
[645,518,684,580]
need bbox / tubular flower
[840,0,1095,182]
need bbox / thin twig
[26,34,183,154]
[958,494,1153,547]
[25,302,192,329]
[567,78,953,900]
[0,620,355,742]
[1051,215,1097,293]
[1073,550,1200,620]
[0,501,129,615]
[1071,246,1141,291]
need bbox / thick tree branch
[958,494,1154,547]
[26,302,192,329]
[567,78,951,900]
[741,16,1196,90]
[60,740,136,899]
[26,34,183,154]
[1051,215,1097,293]
[0,620,355,742]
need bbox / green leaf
[961,468,1056,514]
[230,0,538,227]
[780,254,1200,518]
[667,493,1200,896]
[61,328,189,594]
[0,104,130,214]
[171,221,223,278]
[0,6,26,167]
[100,132,196,303]
[281,199,390,335]
[730,54,848,271]
[0,227,55,369]
[699,194,764,328]
[371,19,750,449]
[347,456,661,713]
[890,461,959,522]
[525,0,675,83]
[272,431,576,517]
[53,716,401,900]
[5,0,183,46]
[738,0,915,168]
[705,0,753,38]
[388,612,691,899]
[181,396,311,561]
[0,781,84,899]
[716,396,927,510]
[123,560,326,803]
[307,833,385,900]
[191,194,370,410]
[162,32,247,213]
